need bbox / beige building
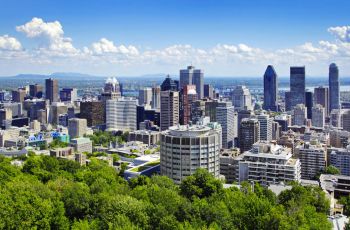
[160,91,179,131]
[68,118,87,138]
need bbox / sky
[0,0,350,77]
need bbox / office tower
[342,110,350,132]
[68,118,87,138]
[45,78,59,103]
[233,142,301,185]
[29,84,43,98]
[330,109,343,128]
[329,63,340,112]
[330,147,350,176]
[60,88,78,102]
[180,66,204,99]
[204,84,214,98]
[48,102,68,125]
[295,141,326,180]
[274,114,291,132]
[290,66,305,109]
[181,85,197,125]
[216,102,235,148]
[160,91,179,131]
[256,113,273,141]
[23,99,48,121]
[160,122,222,184]
[161,75,179,91]
[305,91,313,119]
[232,85,252,111]
[191,100,206,123]
[239,118,260,153]
[314,87,329,116]
[101,77,121,102]
[106,98,137,132]
[285,91,291,111]
[263,65,278,111]
[312,104,325,128]
[0,108,12,127]
[292,104,307,126]
[0,91,5,102]
[80,101,104,127]
[138,87,152,106]
[11,88,26,102]
[330,130,350,148]
[37,109,47,124]
[272,121,281,140]
[151,86,161,110]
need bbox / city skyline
[1,0,350,76]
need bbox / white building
[312,104,325,128]
[256,113,273,141]
[295,141,326,179]
[68,118,87,138]
[292,104,307,126]
[70,137,93,154]
[160,122,222,184]
[216,103,235,149]
[232,85,252,111]
[233,142,301,186]
[106,97,137,132]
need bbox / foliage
[0,155,332,229]
[324,165,341,175]
[49,139,68,148]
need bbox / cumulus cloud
[328,26,350,43]
[89,38,139,56]
[0,35,22,51]
[16,17,78,55]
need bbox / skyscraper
[106,98,137,132]
[305,91,313,119]
[79,101,104,127]
[239,118,260,153]
[179,66,204,99]
[256,113,273,141]
[59,88,77,102]
[232,85,252,111]
[312,104,325,128]
[216,103,235,149]
[160,75,179,91]
[29,84,43,98]
[204,84,214,98]
[151,86,161,110]
[292,104,307,126]
[290,66,305,109]
[68,118,87,138]
[181,85,197,125]
[329,63,340,112]
[138,87,152,106]
[314,86,329,116]
[45,78,59,103]
[263,65,278,111]
[160,91,179,131]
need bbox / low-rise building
[127,130,160,146]
[70,137,92,154]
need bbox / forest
[0,154,332,230]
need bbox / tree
[324,165,341,175]
[180,168,223,200]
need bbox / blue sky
[0,0,350,76]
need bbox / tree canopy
[0,155,332,229]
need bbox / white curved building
[160,122,222,184]
[106,97,137,132]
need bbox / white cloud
[16,17,78,55]
[90,38,139,56]
[328,26,350,43]
[0,35,22,51]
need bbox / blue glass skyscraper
[290,66,305,109]
[263,65,278,111]
[329,63,340,112]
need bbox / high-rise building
[232,85,252,111]
[295,141,326,180]
[216,102,235,148]
[329,63,340,112]
[343,110,350,132]
[239,118,260,153]
[79,101,104,127]
[263,65,278,111]
[181,85,197,125]
[101,77,121,102]
[256,113,273,141]
[138,87,152,106]
[330,130,350,148]
[11,88,26,103]
[312,104,325,128]
[179,66,204,99]
[285,91,292,111]
[68,118,87,138]
[48,102,68,125]
[160,91,179,131]
[161,75,179,91]
[290,66,305,108]
[106,98,137,132]
[151,86,161,110]
[29,84,43,98]
[45,78,59,103]
[0,108,12,127]
[314,86,329,116]
[160,122,222,184]
[292,104,307,126]
[305,91,313,119]
[330,147,350,176]
[232,142,301,185]
[0,91,5,102]
[60,88,77,102]
[204,84,214,98]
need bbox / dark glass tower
[329,63,340,112]
[290,66,305,109]
[305,91,313,119]
[161,75,179,91]
[263,65,278,111]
